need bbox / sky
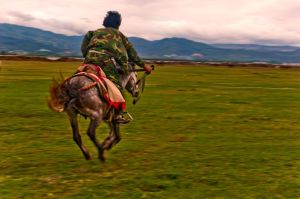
[1,0,300,46]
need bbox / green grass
[0,60,300,198]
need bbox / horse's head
[120,65,140,103]
[124,71,139,98]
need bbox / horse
[47,64,139,161]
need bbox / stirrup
[124,112,134,121]
[114,112,133,124]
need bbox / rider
[81,11,152,123]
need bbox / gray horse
[48,65,139,161]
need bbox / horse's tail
[47,77,70,113]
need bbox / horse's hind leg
[67,110,91,160]
[87,115,105,162]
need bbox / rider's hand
[143,64,152,74]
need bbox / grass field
[0,60,300,198]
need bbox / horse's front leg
[87,115,105,162]
[67,110,91,160]
[102,121,121,150]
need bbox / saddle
[74,64,126,111]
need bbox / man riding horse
[81,11,152,124]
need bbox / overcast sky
[1,0,300,46]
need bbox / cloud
[0,0,300,46]
[8,12,36,22]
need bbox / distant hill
[212,44,300,52]
[129,37,217,59]
[1,23,300,63]
[0,23,82,55]
[129,37,300,63]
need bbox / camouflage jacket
[81,27,145,70]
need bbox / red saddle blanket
[75,64,126,111]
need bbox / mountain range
[1,23,300,63]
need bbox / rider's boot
[114,110,131,124]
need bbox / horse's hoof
[86,156,92,160]
[99,153,106,162]
[84,154,92,160]
[99,156,105,162]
